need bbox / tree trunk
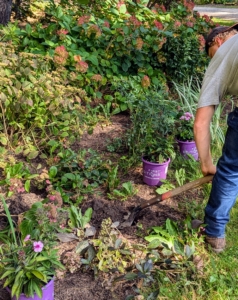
[0,0,12,25]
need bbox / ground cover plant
[1,1,238,299]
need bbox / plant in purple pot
[176,112,198,160]
[0,196,65,300]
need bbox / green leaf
[32,281,43,298]
[0,269,15,280]
[3,276,15,288]
[147,239,161,249]
[87,55,98,66]
[63,173,75,181]
[49,166,57,178]
[110,8,119,16]
[76,0,90,3]
[31,270,47,282]
[125,273,137,280]
[11,270,24,297]
[165,219,178,236]
[34,256,49,262]
[0,134,7,145]
[119,4,127,14]
[43,40,56,47]
[24,180,30,192]
[27,150,39,160]
[122,62,128,72]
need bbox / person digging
[192,23,238,253]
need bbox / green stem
[0,195,17,246]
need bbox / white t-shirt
[198,34,238,108]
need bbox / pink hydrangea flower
[78,15,91,26]
[186,22,194,28]
[154,20,163,30]
[33,241,44,253]
[103,21,110,28]
[75,61,88,73]
[57,29,68,35]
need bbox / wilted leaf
[85,226,96,237]
[111,221,120,228]
[75,240,90,254]
[87,245,96,262]
[56,233,78,243]
[115,238,122,249]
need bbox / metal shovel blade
[119,175,213,228]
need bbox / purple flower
[33,241,44,253]
[24,234,31,242]
[180,112,193,121]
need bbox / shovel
[120,175,213,228]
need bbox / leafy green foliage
[68,206,93,229]
[48,148,111,204]
[0,43,91,154]
[0,0,214,113]
[108,181,137,201]
[92,218,133,272]
[126,89,177,162]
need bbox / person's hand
[201,163,216,176]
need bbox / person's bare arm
[194,106,217,176]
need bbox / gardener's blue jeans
[205,107,238,238]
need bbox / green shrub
[0,43,90,155]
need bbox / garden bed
[0,113,205,300]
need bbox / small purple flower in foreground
[180,112,193,121]
[24,234,31,242]
[33,241,44,253]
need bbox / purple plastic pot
[142,157,170,186]
[177,140,198,160]
[7,278,54,300]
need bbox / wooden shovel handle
[140,175,214,210]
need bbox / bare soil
[0,113,204,300]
